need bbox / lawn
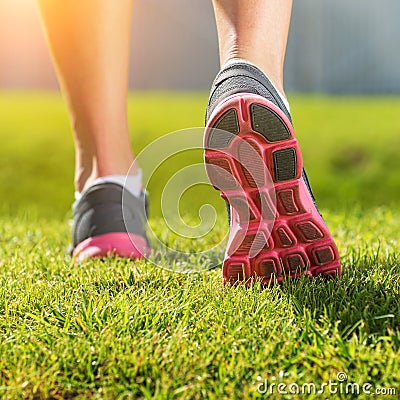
[0,92,399,399]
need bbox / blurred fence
[286,0,400,93]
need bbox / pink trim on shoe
[204,93,341,285]
[72,232,150,262]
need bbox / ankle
[75,170,97,193]
[75,159,139,193]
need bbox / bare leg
[37,0,135,192]
[212,0,292,96]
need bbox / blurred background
[2,0,400,92]
[1,0,400,218]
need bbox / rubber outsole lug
[207,108,239,149]
[273,148,297,182]
[250,103,290,142]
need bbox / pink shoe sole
[72,232,150,262]
[204,94,341,285]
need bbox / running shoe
[71,182,150,261]
[204,61,341,284]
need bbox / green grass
[0,92,400,398]
[1,210,399,399]
[1,92,400,217]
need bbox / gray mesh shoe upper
[72,182,149,249]
[207,62,291,123]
